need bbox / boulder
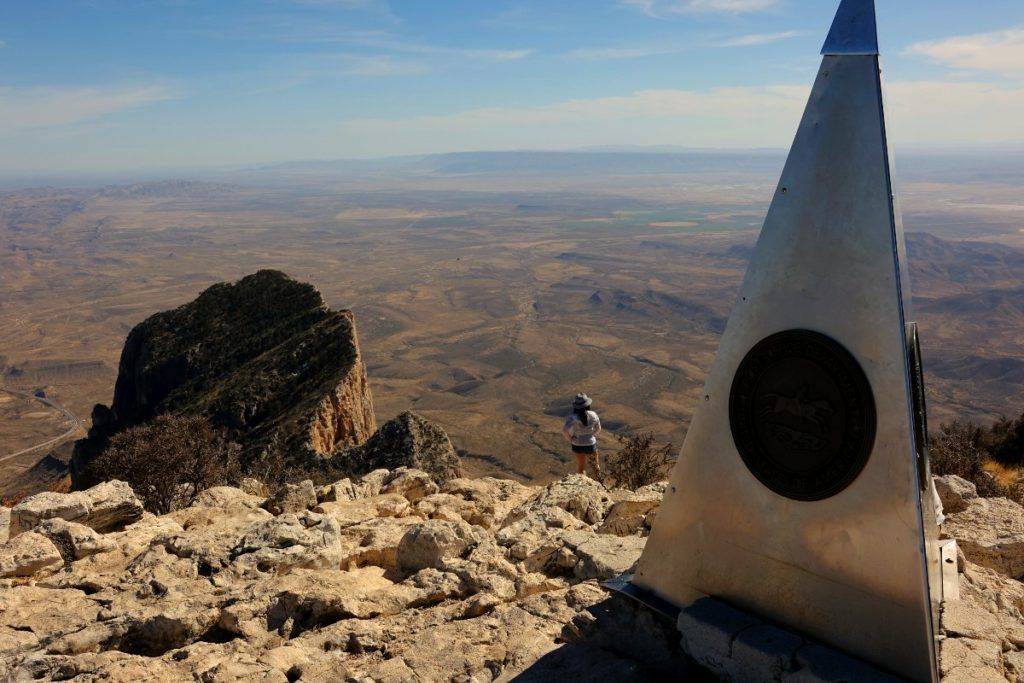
[265,480,317,515]
[314,493,410,527]
[240,478,269,498]
[337,516,421,570]
[381,468,439,502]
[0,531,63,577]
[944,497,1024,578]
[35,518,116,562]
[332,412,462,484]
[9,480,143,537]
[317,478,361,503]
[192,486,264,510]
[935,475,978,515]
[396,519,479,574]
[515,474,614,526]
[440,476,534,528]
[232,511,343,574]
[572,535,646,581]
[598,490,662,536]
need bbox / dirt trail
[0,387,83,463]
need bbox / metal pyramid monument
[630,0,940,680]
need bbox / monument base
[605,575,927,681]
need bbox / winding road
[0,387,84,465]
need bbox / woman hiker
[563,393,602,479]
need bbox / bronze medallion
[729,329,876,501]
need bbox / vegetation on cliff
[72,271,376,488]
[931,411,1024,502]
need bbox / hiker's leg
[590,450,601,478]
[575,453,586,475]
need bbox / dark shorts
[571,444,598,455]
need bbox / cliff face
[72,271,376,487]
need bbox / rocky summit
[71,271,377,487]
[3,471,1024,681]
[3,469,1024,681]
[0,471,687,682]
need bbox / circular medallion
[729,329,876,501]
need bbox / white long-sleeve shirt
[563,411,602,447]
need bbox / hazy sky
[1,0,1022,171]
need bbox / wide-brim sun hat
[572,393,592,409]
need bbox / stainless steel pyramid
[630,1,940,680]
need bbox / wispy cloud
[714,31,802,47]
[568,30,799,61]
[568,45,684,60]
[211,18,532,62]
[331,79,1024,156]
[0,84,179,130]
[335,54,428,76]
[905,27,1024,75]
[622,0,779,18]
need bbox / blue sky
[1,0,1022,171]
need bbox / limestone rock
[0,473,702,680]
[0,531,63,577]
[0,506,9,543]
[232,511,343,574]
[945,496,1024,578]
[35,518,116,562]
[336,515,421,570]
[440,476,534,528]
[396,519,479,574]
[240,478,270,498]
[381,467,439,502]
[936,475,979,515]
[332,412,462,484]
[192,485,264,510]
[598,489,662,536]
[572,535,646,581]
[265,480,317,515]
[940,637,1004,681]
[9,480,143,537]
[516,474,614,526]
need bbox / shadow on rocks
[511,592,715,682]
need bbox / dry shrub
[89,414,240,514]
[604,433,674,491]
[931,417,1024,504]
[930,420,997,495]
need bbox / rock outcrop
[71,271,377,487]
[331,411,462,484]
[0,472,687,682]
[8,470,1024,680]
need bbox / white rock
[265,480,317,515]
[9,480,143,537]
[35,518,116,561]
[396,519,479,574]
[232,511,343,574]
[573,535,646,580]
[0,531,63,577]
[381,468,439,502]
[944,497,1024,578]
[934,475,978,515]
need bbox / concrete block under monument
[623,0,943,680]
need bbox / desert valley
[2,150,1023,497]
